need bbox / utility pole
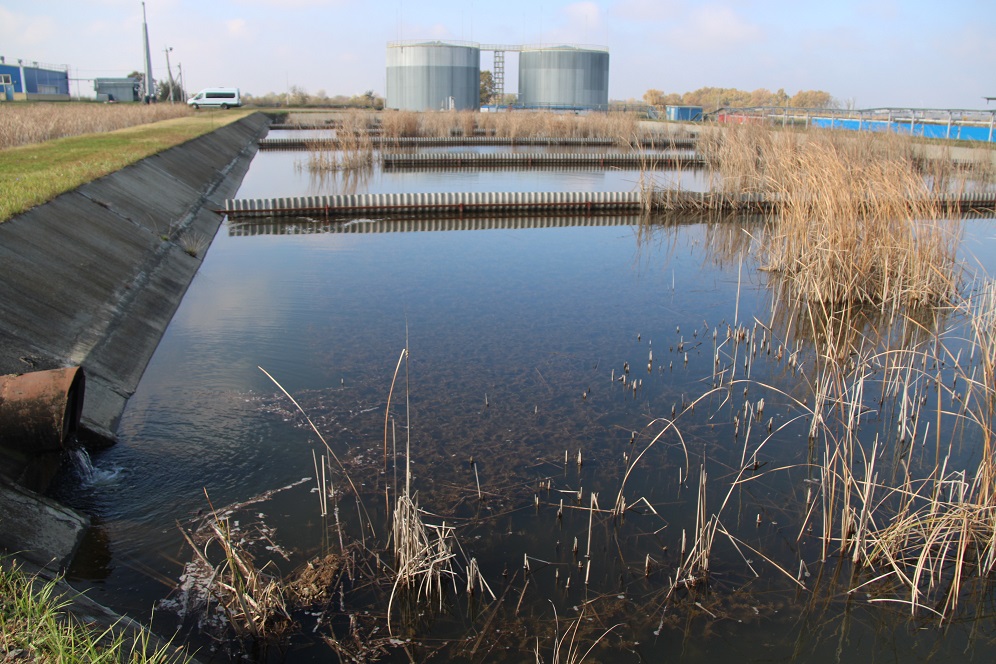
[176,62,183,102]
[163,46,175,103]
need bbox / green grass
[0,560,190,663]
[0,109,255,223]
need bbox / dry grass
[760,133,960,307]
[656,126,965,308]
[731,273,996,624]
[372,109,645,144]
[177,492,293,642]
[0,109,253,222]
[379,110,420,138]
[305,109,374,171]
[0,102,193,150]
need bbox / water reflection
[61,144,996,661]
[229,214,643,236]
[238,149,711,199]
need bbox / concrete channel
[0,112,270,580]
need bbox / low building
[0,57,70,101]
[94,78,140,103]
[665,105,703,122]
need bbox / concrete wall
[0,113,270,455]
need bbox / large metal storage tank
[518,45,609,111]
[386,40,481,111]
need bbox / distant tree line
[243,87,385,109]
[642,87,837,112]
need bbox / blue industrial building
[0,57,70,101]
[666,105,704,122]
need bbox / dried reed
[0,103,192,150]
[177,491,292,642]
[749,278,996,623]
[761,136,961,307]
[374,109,646,144]
[305,109,374,171]
[667,127,966,308]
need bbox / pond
[60,144,996,662]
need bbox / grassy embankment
[0,104,255,223]
[0,560,189,663]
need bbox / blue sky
[2,0,993,108]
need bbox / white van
[187,88,241,109]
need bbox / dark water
[60,149,996,662]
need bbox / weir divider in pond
[222,190,996,220]
[380,152,705,169]
[258,136,696,150]
[227,214,646,236]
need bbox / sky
[1,0,994,109]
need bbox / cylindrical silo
[518,45,609,111]
[386,40,481,111]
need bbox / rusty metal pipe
[0,367,85,455]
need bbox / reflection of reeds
[540,603,622,664]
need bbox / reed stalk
[305,109,374,171]
[0,102,192,150]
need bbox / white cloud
[225,18,250,37]
[683,5,763,49]
[562,2,602,42]
[610,0,683,24]
[0,7,58,49]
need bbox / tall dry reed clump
[699,126,963,308]
[0,103,193,150]
[306,109,374,171]
[481,110,642,144]
[379,110,421,139]
[767,140,958,307]
[379,109,645,144]
[787,282,996,622]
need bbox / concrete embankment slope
[0,112,270,463]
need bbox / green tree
[480,70,496,105]
[156,79,185,103]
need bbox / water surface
[62,149,996,662]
